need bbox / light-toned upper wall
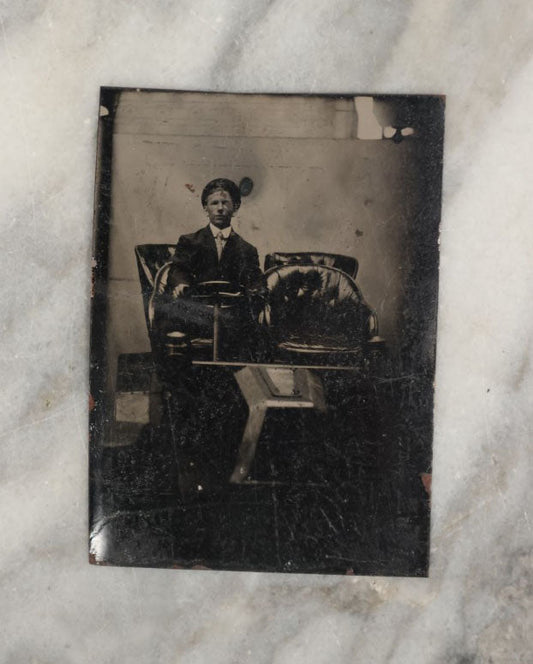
[106,92,427,364]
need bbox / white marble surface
[1,1,532,661]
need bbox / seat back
[263,264,371,355]
[264,252,358,280]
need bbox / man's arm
[242,246,267,323]
[166,235,195,297]
[247,247,265,293]
[234,242,262,291]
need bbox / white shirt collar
[209,223,232,239]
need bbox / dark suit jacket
[167,225,263,293]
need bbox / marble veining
[1,0,532,661]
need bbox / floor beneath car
[90,359,431,576]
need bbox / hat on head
[201,178,241,211]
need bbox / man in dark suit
[163,178,265,361]
[167,178,262,296]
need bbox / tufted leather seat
[261,261,377,365]
[136,245,259,363]
[264,251,359,280]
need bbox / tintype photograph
[89,89,444,575]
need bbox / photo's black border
[88,88,445,573]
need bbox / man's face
[204,189,235,229]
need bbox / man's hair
[201,178,241,211]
